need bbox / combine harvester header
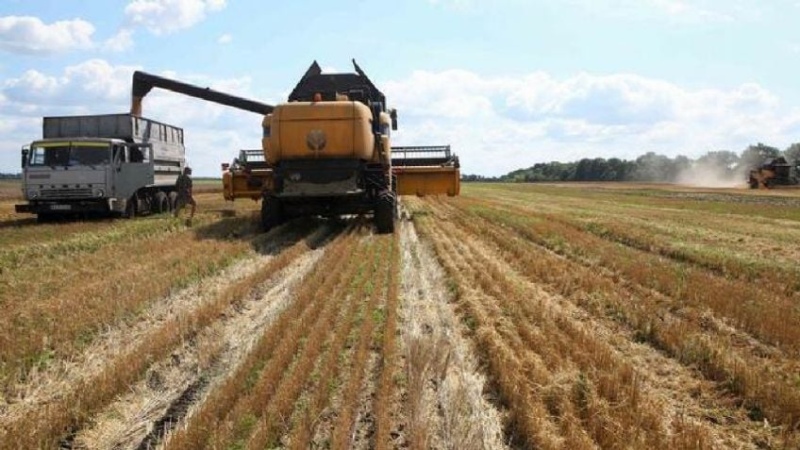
[131,60,460,233]
[391,146,460,196]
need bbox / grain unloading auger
[131,60,460,233]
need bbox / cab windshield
[28,142,111,167]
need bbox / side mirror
[221,163,230,171]
[21,147,29,168]
[390,109,398,131]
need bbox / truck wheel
[375,191,396,234]
[37,213,55,223]
[261,196,283,231]
[168,191,178,212]
[124,196,137,219]
[154,191,169,214]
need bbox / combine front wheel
[375,191,396,234]
[261,195,283,231]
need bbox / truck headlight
[27,189,39,198]
[93,189,105,198]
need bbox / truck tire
[37,213,56,223]
[374,191,396,234]
[168,191,178,212]
[154,191,169,214]
[261,196,283,231]
[124,196,137,219]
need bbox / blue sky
[1,0,800,176]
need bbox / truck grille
[39,188,93,199]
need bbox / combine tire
[154,191,169,214]
[375,191,396,234]
[261,196,283,231]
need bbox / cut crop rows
[407,184,800,448]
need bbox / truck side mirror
[390,109,398,131]
[21,147,29,168]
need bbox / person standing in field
[174,166,196,225]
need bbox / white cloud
[2,59,136,110]
[103,29,135,52]
[0,1,230,56]
[217,33,232,44]
[384,69,800,175]
[2,61,799,178]
[0,59,266,176]
[0,16,95,54]
[124,0,228,35]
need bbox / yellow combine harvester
[132,60,459,233]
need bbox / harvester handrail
[391,145,458,168]
[391,145,451,158]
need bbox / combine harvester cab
[748,156,799,189]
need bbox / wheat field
[0,181,798,449]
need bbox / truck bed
[42,113,185,165]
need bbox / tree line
[463,143,800,183]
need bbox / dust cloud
[675,162,744,188]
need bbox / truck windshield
[28,142,111,167]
